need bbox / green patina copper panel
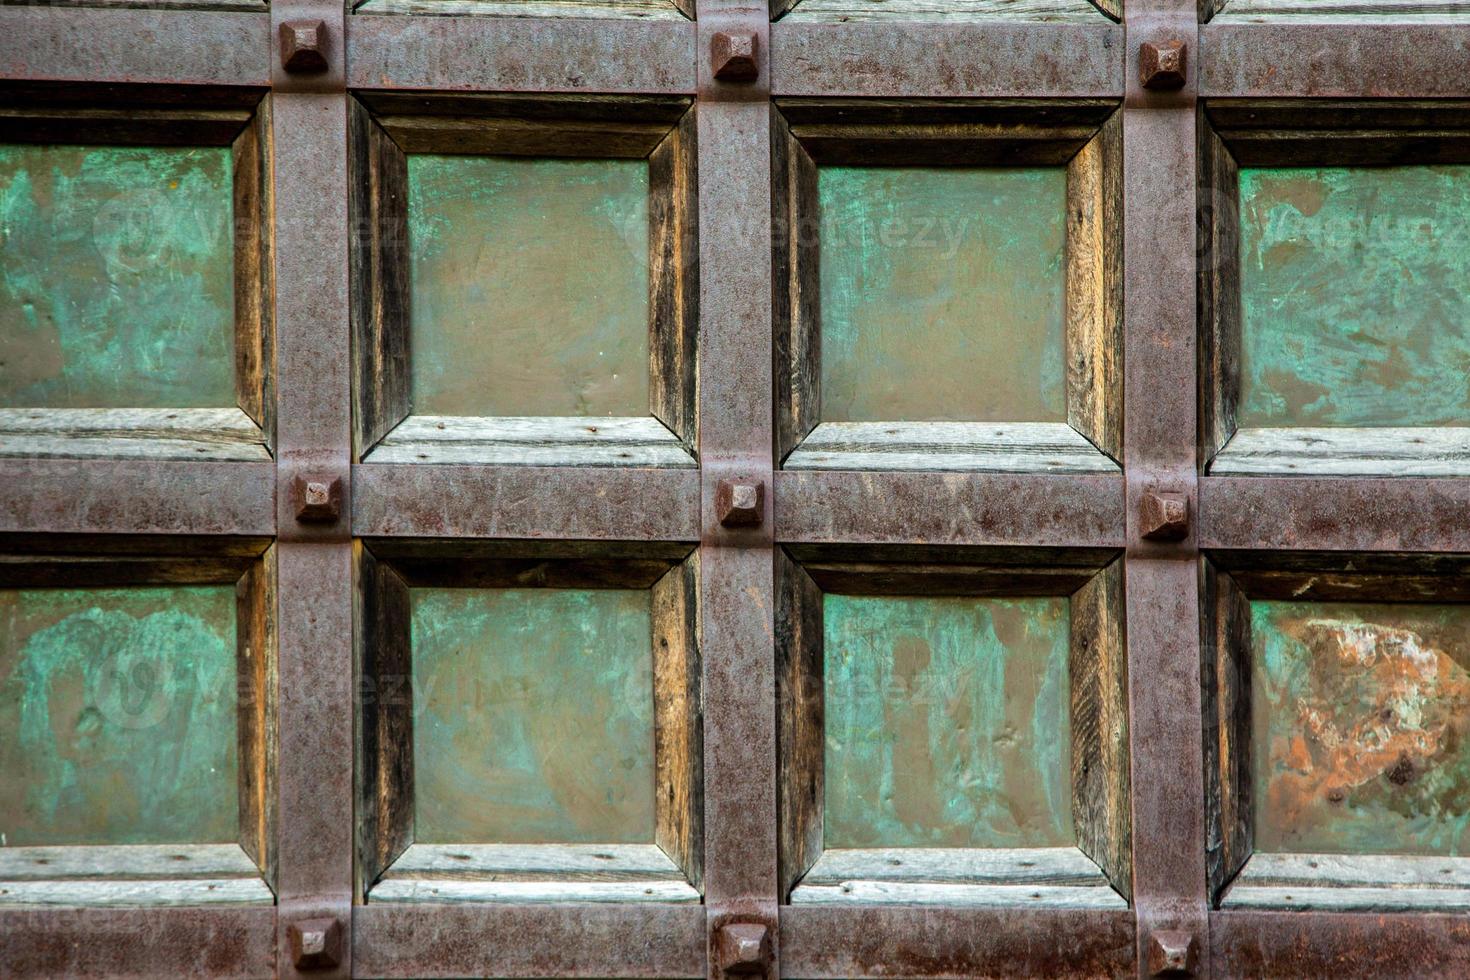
[0,586,238,846]
[408,155,650,418]
[823,594,1073,848]
[1252,601,1470,855]
[1238,166,1470,427]
[410,587,656,844]
[817,166,1067,423]
[0,144,236,409]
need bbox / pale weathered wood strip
[356,0,685,17]
[1211,427,1470,477]
[0,408,270,462]
[368,878,701,904]
[365,415,697,468]
[784,421,1119,473]
[789,880,1128,909]
[380,843,686,882]
[1218,0,1470,17]
[1234,852,1470,890]
[801,847,1112,887]
[0,878,274,908]
[785,0,1101,22]
[652,556,704,891]
[1223,885,1470,913]
[0,844,261,881]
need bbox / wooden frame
[352,0,695,21]
[775,544,1130,907]
[1200,100,1470,477]
[771,0,1121,23]
[0,538,277,908]
[1203,550,1470,912]
[354,539,703,904]
[772,99,1123,474]
[349,93,699,468]
[0,85,274,462]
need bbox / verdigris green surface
[408,155,650,418]
[823,594,1073,848]
[410,587,656,844]
[818,166,1067,423]
[0,586,238,846]
[1253,600,1470,855]
[1238,166,1470,427]
[0,144,236,409]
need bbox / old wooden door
[3,0,1470,977]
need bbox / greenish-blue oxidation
[407,155,650,418]
[0,586,239,846]
[1238,166,1470,427]
[410,587,657,844]
[823,594,1073,849]
[0,144,237,409]
[817,166,1067,424]
[1252,600,1470,856]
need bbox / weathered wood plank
[782,0,1103,23]
[1202,562,1253,905]
[1218,0,1470,17]
[652,555,702,891]
[788,880,1128,909]
[648,107,699,449]
[783,421,1118,473]
[381,116,672,158]
[823,594,1073,849]
[368,878,700,904]
[378,842,684,881]
[1234,852,1470,889]
[777,551,825,900]
[363,415,696,467]
[773,109,822,463]
[232,99,272,446]
[1199,113,1243,463]
[0,843,260,880]
[1223,882,1470,913]
[0,407,269,461]
[800,846,1112,886]
[356,0,685,18]
[0,877,274,908]
[1211,427,1470,477]
[235,549,276,891]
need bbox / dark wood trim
[236,543,279,892]
[233,96,275,450]
[649,106,700,450]
[776,548,824,902]
[653,552,705,891]
[1201,558,1252,907]
[772,106,821,464]
[1198,108,1241,470]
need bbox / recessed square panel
[0,145,236,410]
[410,587,656,844]
[407,156,650,419]
[823,594,1073,849]
[1252,599,1470,856]
[0,586,239,846]
[818,167,1067,424]
[1238,166,1470,429]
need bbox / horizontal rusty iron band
[0,907,277,979]
[1200,476,1470,553]
[352,464,701,541]
[1201,21,1470,98]
[1209,909,1470,977]
[352,903,706,978]
[0,8,270,87]
[0,459,276,537]
[770,21,1124,98]
[774,471,1125,548]
[347,15,696,94]
[779,906,1135,979]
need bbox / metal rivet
[280,19,329,73]
[1140,39,1188,90]
[295,475,342,523]
[1147,929,1199,977]
[715,922,771,976]
[716,479,764,528]
[711,31,759,81]
[1140,490,1189,541]
[288,917,342,971]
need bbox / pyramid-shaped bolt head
[1140,39,1187,90]
[715,922,771,975]
[295,475,342,523]
[280,20,329,73]
[1147,929,1199,976]
[1140,490,1189,541]
[288,917,342,970]
[716,479,764,528]
[711,31,759,81]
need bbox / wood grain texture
[349,101,412,458]
[0,143,237,410]
[1200,113,1243,465]
[799,845,1114,885]
[0,877,274,908]
[0,586,239,847]
[0,407,269,462]
[777,550,825,900]
[787,123,1093,168]
[652,555,702,891]
[1251,600,1470,856]
[231,99,273,447]
[780,0,1103,25]
[381,116,671,159]
[357,0,685,17]
[234,549,275,890]
[1202,562,1253,904]
[354,547,415,900]
[783,421,1118,473]
[1222,851,1470,912]
[379,842,686,881]
[789,880,1127,908]
[1212,426,1470,477]
[363,415,696,467]
[0,842,261,880]
[773,108,822,463]
[368,877,700,904]
[1217,0,1470,17]
[1065,108,1122,461]
[1070,559,1130,900]
[648,106,698,450]
[0,107,252,149]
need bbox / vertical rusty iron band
[1123,4,1208,976]
[695,4,778,978]
[271,3,352,978]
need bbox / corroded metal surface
[1210,909,1470,978]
